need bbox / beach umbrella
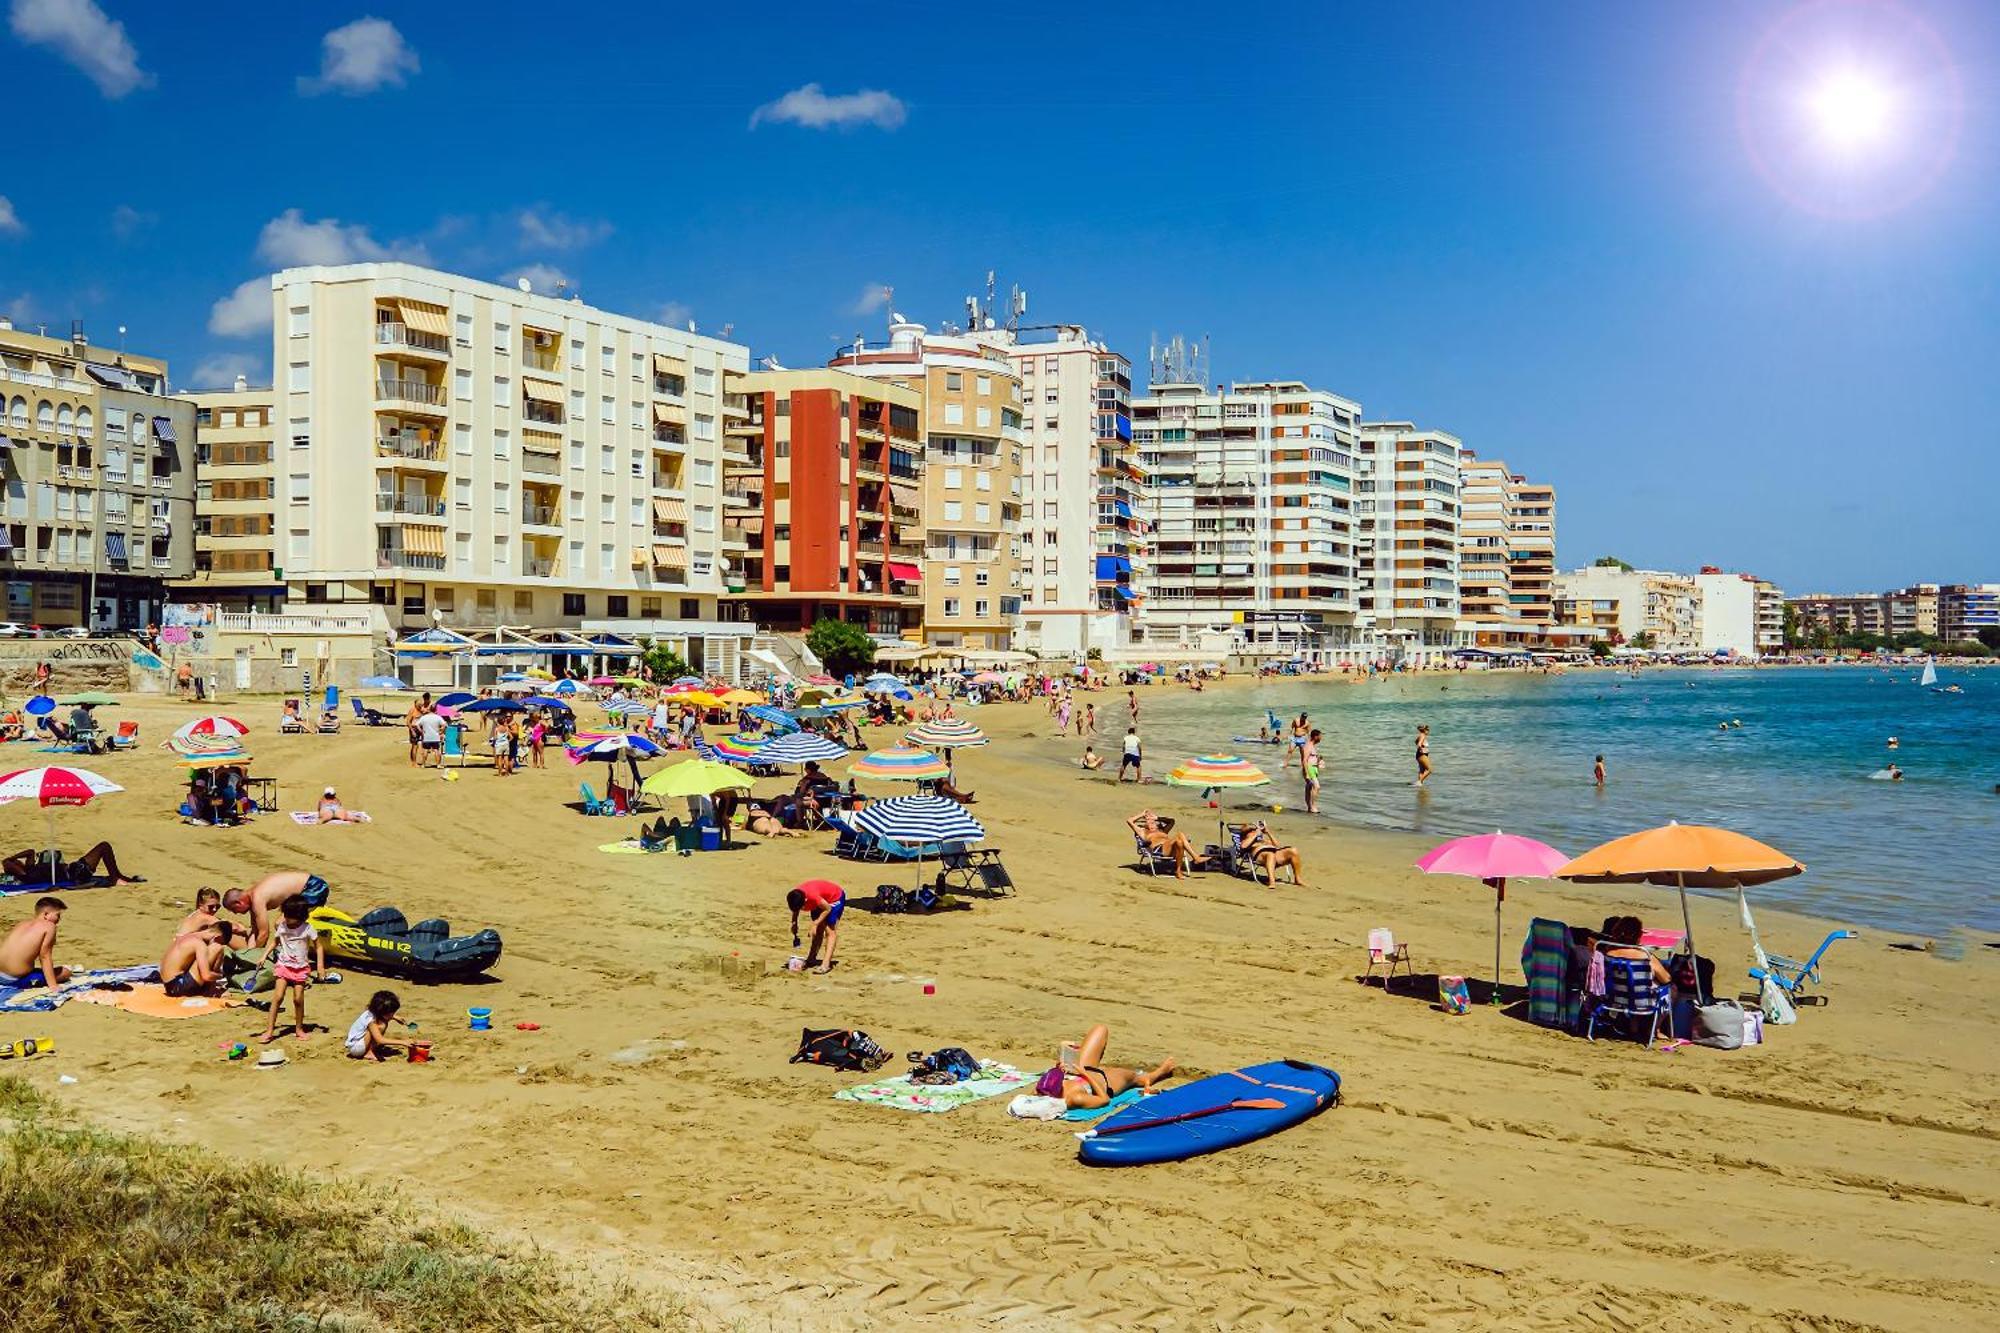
[57,691,119,707]
[905,718,988,749]
[744,704,801,733]
[1415,832,1570,1002]
[704,733,766,765]
[0,765,123,876]
[551,679,585,696]
[849,744,951,784]
[640,758,752,798]
[852,794,985,888]
[521,695,574,712]
[756,732,849,766]
[525,667,557,681]
[458,697,526,714]
[179,751,252,770]
[167,733,244,758]
[969,670,1004,685]
[671,675,704,687]
[588,676,620,686]
[1558,821,1804,1004]
[437,691,476,709]
[1163,754,1271,800]
[716,688,765,705]
[171,715,249,743]
[497,671,532,684]
[567,732,665,760]
[23,694,54,718]
[360,675,407,690]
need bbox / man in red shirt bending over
[786,879,846,976]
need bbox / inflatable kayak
[1077,1059,1339,1167]
[308,906,503,982]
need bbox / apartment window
[976,406,993,428]
[1044,415,1058,430]
[943,468,963,489]
[692,504,715,533]
[569,442,584,471]
[289,472,311,503]
[640,597,661,617]
[454,533,471,572]
[693,414,715,441]
[286,362,308,392]
[1043,557,1057,576]
[493,321,511,351]
[1043,357,1058,372]
[514,590,534,613]
[567,492,584,520]
[599,543,614,576]
[1043,501,1058,519]
[1043,529,1059,545]
[676,597,698,619]
[600,446,614,474]
[943,566,962,586]
[691,459,714,486]
[451,368,470,400]
[974,599,990,618]
[290,531,310,562]
[975,568,990,587]
[454,477,473,509]
[562,592,586,616]
[945,372,962,391]
[943,403,964,426]
[455,313,473,345]
[631,352,645,380]
[607,594,629,617]
[1044,390,1058,404]
[495,481,512,514]
[976,375,990,395]
[601,395,615,423]
[942,500,963,522]
[943,598,961,617]
[599,495,614,523]
[492,376,509,407]
[974,503,991,523]
[975,471,991,492]
[629,497,644,525]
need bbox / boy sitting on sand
[0,896,69,991]
[160,919,233,997]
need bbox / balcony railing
[521,503,558,526]
[376,378,447,406]
[377,435,443,462]
[523,402,564,426]
[521,349,560,372]
[522,451,561,476]
[375,323,450,354]
[377,550,446,571]
[374,494,446,517]
[523,558,555,578]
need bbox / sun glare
[1805,67,1895,153]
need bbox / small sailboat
[1919,661,1938,688]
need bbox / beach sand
[2,688,1995,1330]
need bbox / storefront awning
[151,417,178,444]
[401,524,445,557]
[397,300,450,336]
[652,544,690,569]
[652,496,688,523]
[887,561,922,582]
[521,376,564,405]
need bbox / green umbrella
[640,758,752,799]
[57,692,120,706]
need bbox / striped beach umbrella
[744,705,801,733]
[904,718,988,749]
[1163,754,1272,792]
[757,732,849,765]
[0,765,125,875]
[171,715,250,742]
[849,744,951,783]
[703,733,765,764]
[852,794,985,887]
[566,732,664,760]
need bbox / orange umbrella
[1558,821,1803,1003]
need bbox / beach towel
[0,964,158,1013]
[0,875,117,899]
[1065,1088,1143,1122]
[1520,917,1571,1029]
[597,840,665,854]
[834,1061,1031,1113]
[71,982,245,1019]
[290,811,371,824]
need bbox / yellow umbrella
[640,758,752,799]
[680,690,724,708]
[525,667,556,681]
[715,688,764,705]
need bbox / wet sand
[2,689,1995,1329]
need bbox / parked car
[0,622,35,638]
[53,626,94,639]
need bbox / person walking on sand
[1118,725,1143,783]
[1414,724,1432,786]
[258,894,325,1043]
[1302,728,1322,814]
[1127,689,1139,724]
[0,896,69,992]
[1083,701,1096,736]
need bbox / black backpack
[906,1046,981,1084]
[790,1027,890,1073]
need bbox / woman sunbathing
[1040,1024,1176,1109]
[1230,821,1306,887]
[1128,811,1197,878]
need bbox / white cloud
[2,291,34,324]
[0,196,22,237]
[109,202,153,240]
[188,352,265,390]
[505,263,573,296]
[518,207,611,252]
[8,0,149,98]
[852,283,892,316]
[298,17,418,96]
[254,208,426,267]
[208,278,272,337]
[656,301,693,329]
[750,83,906,131]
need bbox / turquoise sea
[1119,665,1999,937]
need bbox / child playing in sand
[258,894,325,1043]
[345,990,408,1061]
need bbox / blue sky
[2,1,1994,591]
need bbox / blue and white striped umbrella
[851,795,985,847]
[756,732,849,765]
[743,704,801,732]
[567,732,664,759]
[602,699,652,718]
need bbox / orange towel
[72,983,245,1019]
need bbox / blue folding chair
[1585,956,1672,1043]
[1750,930,1858,1003]
[578,782,614,816]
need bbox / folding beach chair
[351,698,393,727]
[934,844,1014,897]
[1749,930,1858,1005]
[577,782,614,816]
[1364,928,1413,989]
[1133,831,1179,877]
[109,720,140,751]
[1584,956,1672,1043]
[823,811,875,860]
[279,701,308,734]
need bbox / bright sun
[1805,67,1896,153]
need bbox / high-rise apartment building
[831,320,1023,649]
[246,263,746,633]
[0,318,195,628]
[1754,579,1786,654]
[1940,583,1999,642]
[724,368,924,636]
[1455,454,1560,649]
[1132,380,1364,662]
[178,380,281,610]
[1356,423,1461,664]
[1789,591,1890,638]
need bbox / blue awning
[1094,555,1132,580]
[1113,585,1137,601]
[151,417,177,444]
[1113,501,1132,518]
[86,363,140,390]
[105,532,127,562]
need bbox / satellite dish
[517,277,532,293]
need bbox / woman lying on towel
[1036,1024,1176,1110]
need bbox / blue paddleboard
[1231,736,1282,745]
[1076,1059,1339,1167]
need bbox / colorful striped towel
[835,1061,1031,1113]
[0,965,158,1013]
[1521,917,1572,1029]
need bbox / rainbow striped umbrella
[848,744,951,783]
[706,733,766,764]
[904,718,988,749]
[1163,754,1271,791]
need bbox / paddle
[1084,1097,1285,1136]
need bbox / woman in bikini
[1231,821,1306,887]
[1041,1024,1177,1110]
[1415,724,1432,786]
[1127,811,1197,878]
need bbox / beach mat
[598,841,665,854]
[0,875,116,899]
[290,811,372,825]
[0,965,158,1013]
[72,982,245,1019]
[834,1061,1031,1113]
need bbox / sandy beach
[3,686,1996,1330]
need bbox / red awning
[887,561,922,581]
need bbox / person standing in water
[1414,724,1432,786]
[1593,754,1606,787]
[1285,712,1309,768]
[1302,728,1322,814]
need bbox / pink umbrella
[1415,831,1569,1001]
[0,765,125,877]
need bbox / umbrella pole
[1491,877,1505,1003]
[1678,870,1704,1005]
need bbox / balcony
[522,450,561,477]
[374,323,450,356]
[377,435,444,464]
[523,558,556,578]
[721,489,760,510]
[374,494,447,519]
[521,502,560,528]
[521,348,560,373]
[376,378,447,410]
[377,549,446,572]
[523,401,564,426]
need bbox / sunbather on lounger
[1046,1024,1176,1110]
[1230,821,1306,888]
[1128,811,1197,879]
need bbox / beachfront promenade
[1,679,1995,1330]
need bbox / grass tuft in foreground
[0,1076,690,1332]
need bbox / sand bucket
[467,1007,493,1031]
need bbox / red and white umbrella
[171,715,249,744]
[0,765,124,879]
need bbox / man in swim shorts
[3,841,143,886]
[0,896,69,991]
[786,879,846,975]
[160,919,232,997]
[224,871,330,948]
[1302,728,1322,814]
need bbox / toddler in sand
[258,895,325,1043]
[345,990,409,1061]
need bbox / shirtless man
[160,919,232,997]
[223,870,328,948]
[0,897,70,991]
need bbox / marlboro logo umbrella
[0,765,124,877]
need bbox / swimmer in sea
[1886,764,1903,782]
[1887,736,1899,749]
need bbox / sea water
[1115,666,1998,937]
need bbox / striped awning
[652,352,688,376]
[151,417,178,444]
[731,515,764,535]
[401,524,446,557]
[652,402,687,425]
[653,497,688,522]
[522,430,561,454]
[521,377,564,404]
[630,548,651,568]
[397,300,450,336]
[890,484,921,511]
[652,544,690,569]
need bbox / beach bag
[1690,1000,1746,1050]
[790,1028,889,1073]
[1438,976,1471,1015]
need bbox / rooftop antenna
[516,277,532,293]
[720,323,734,338]
[1008,285,1026,333]
[554,279,570,299]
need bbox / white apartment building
[261,263,748,634]
[1356,422,1462,665]
[1553,565,1700,650]
[1133,380,1365,662]
[1694,570,1761,657]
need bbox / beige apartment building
[0,318,196,628]
[177,379,281,610]
[248,263,748,635]
[1456,454,1563,649]
[1553,565,1699,650]
[831,320,1023,649]
[1356,423,1461,664]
